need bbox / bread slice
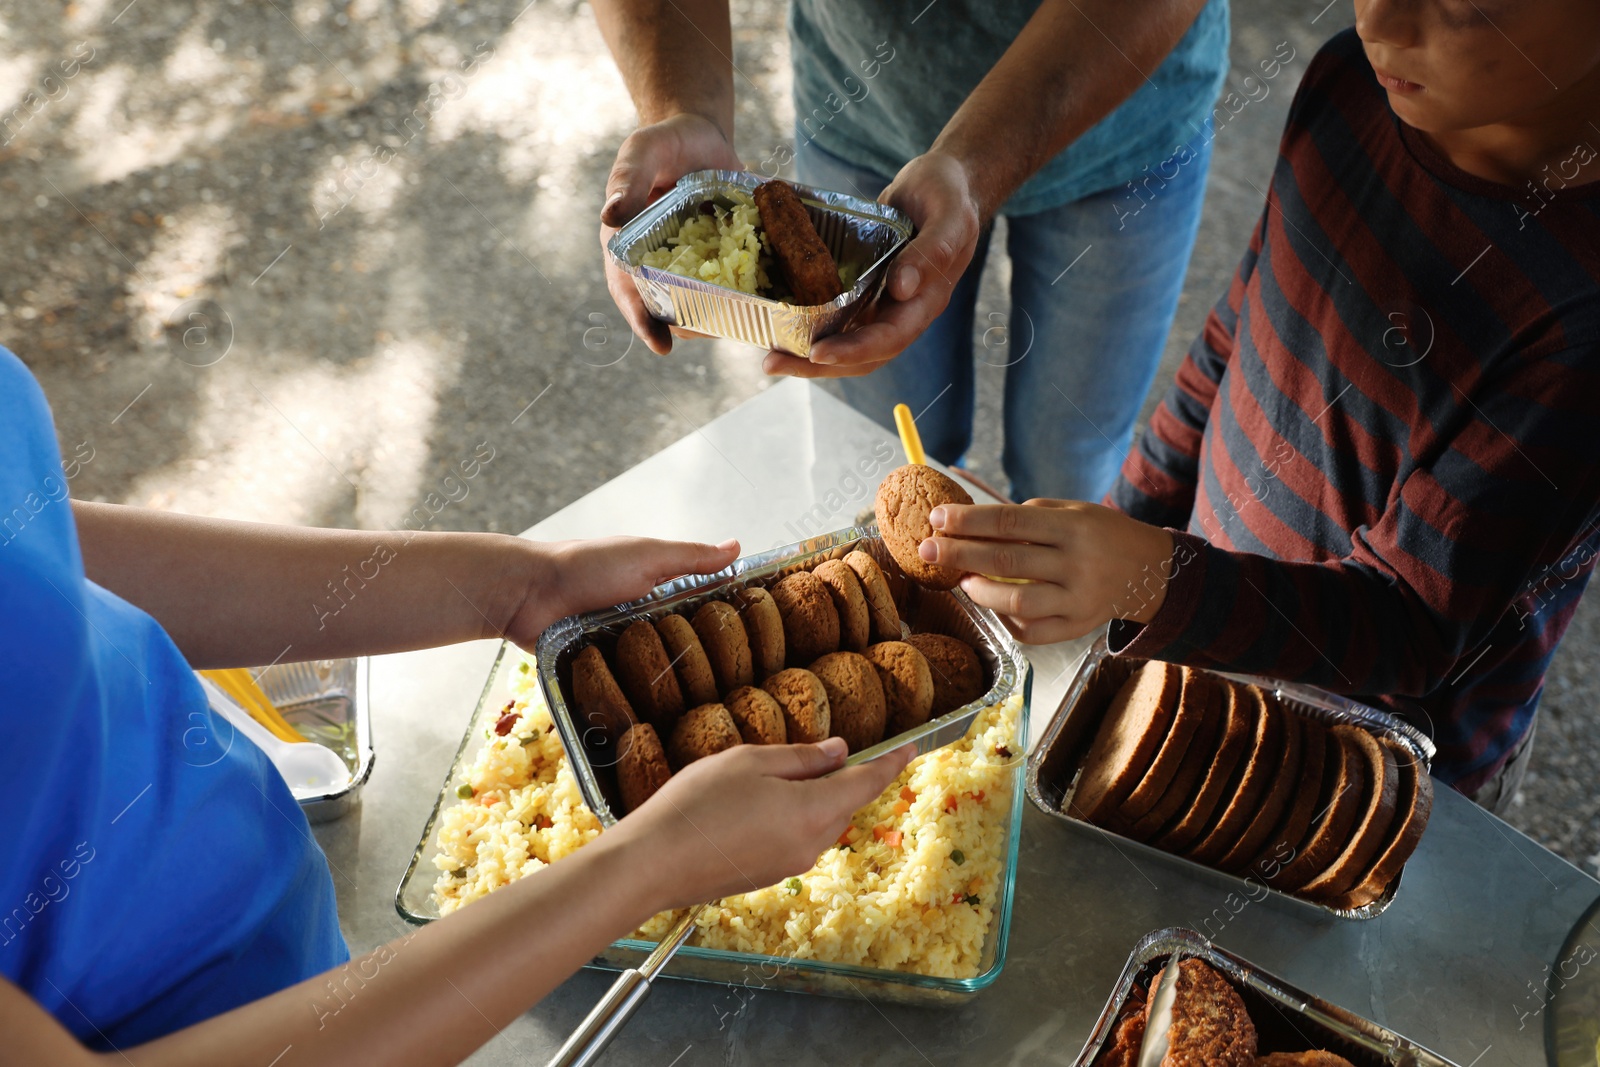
[1267,729,1369,890]
[1326,738,1433,909]
[1216,698,1304,872]
[1298,726,1401,900]
[1151,679,1253,853]
[1243,719,1328,879]
[1124,672,1222,841]
[1067,661,1182,825]
[1121,666,1210,822]
[1186,685,1284,866]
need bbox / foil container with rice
[1073,928,1459,1067]
[606,170,914,357]
[396,525,1032,1004]
[1027,636,1435,921]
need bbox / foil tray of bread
[396,524,1032,1004]
[1027,636,1436,921]
[258,657,373,823]
[606,170,914,357]
[1074,928,1459,1067]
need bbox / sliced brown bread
[1267,729,1370,890]
[1186,685,1284,866]
[1298,726,1401,900]
[1120,666,1210,822]
[1152,678,1253,853]
[1124,673,1223,841]
[1325,738,1433,910]
[1067,661,1182,825]
[1216,699,1305,872]
[1243,719,1328,880]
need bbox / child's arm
[927,343,1600,695]
[71,501,737,668]
[0,737,912,1066]
[1106,206,1268,528]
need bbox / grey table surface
[313,378,1600,1066]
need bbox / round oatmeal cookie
[613,618,685,732]
[873,464,973,591]
[809,651,887,754]
[735,586,786,680]
[769,571,840,665]
[569,644,637,745]
[760,668,831,744]
[844,549,902,641]
[654,613,718,707]
[863,640,935,735]
[668,703,742,769]
[691,600,754,693]
[723,685,788,745]
[616,722,672,813]
[813,558,871,651]
[904,632,986,717]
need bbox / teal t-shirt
[788,0,1230,216]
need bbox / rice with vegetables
[432,663,1021,979]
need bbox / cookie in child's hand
[873,464,972,591]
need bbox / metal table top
[314,378,1599,1066]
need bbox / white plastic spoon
[196,675,352,798]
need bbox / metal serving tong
[542,730,967,1067]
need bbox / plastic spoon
[196,675,351,798]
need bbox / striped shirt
[1107,29,1600,794]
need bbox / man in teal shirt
[598,0,1228,501]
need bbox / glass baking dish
[395,527,1031,1005]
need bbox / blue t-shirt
[0,350,348,1047]
[788,0,1230,216]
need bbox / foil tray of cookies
[1073,928,1459,1067]
[606,169,914,357]
[537,524,1029,826]
[1027,636,1436,921]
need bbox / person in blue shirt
[0,350,909,1064]
[595,0,1229,503]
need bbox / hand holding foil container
[605,170,914,357]
[1027,637,1435,921]
[397,526,1033,1004]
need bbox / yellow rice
[640,200,772,295]
[432,661,1021,979]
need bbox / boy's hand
[604,737,915,910]
[918,501,1175,645]
[503,536,740,650]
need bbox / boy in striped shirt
[920,1,1600,806]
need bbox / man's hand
[505,535,740,649]
[917,500,1176,644]
[604,737,914,909]
[764,150,982,379]
[600,113,742,355]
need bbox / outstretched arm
[2,737,913,1066]
[72,500,738,668]
[776,0,1211,378]
[592,0,741,353]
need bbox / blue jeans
[797,129,1213,503]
